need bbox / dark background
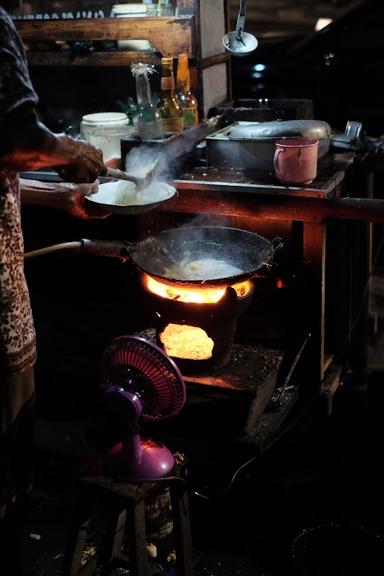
[230,0,384,136]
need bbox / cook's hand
[55,135,106,183]
[59,180,111,219]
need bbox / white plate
[86,180,176,215]
[85,195,163,215]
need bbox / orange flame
[143,274,253,303]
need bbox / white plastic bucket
[80,112,131,162]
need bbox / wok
[129,226,282,286]
[24,227,282,287]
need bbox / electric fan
[102,335,186,479]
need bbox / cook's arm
[20,178,110,219]
[0,110,106,182]
[0,10,106,182]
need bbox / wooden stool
[62,464,193,576]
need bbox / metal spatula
[104,158,160,190]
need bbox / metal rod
[236,0,247,34]
[326,197,384,222]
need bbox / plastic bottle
[177,53,199,127]
[131,62,164,140]
[159,57,184,134]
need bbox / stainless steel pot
[206,119,333,172]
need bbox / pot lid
[228,120,332,141]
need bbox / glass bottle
[177,53,199,127]
[159,57,184,134]
[131,62,164,140]
[157,0,173,16]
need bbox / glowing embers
[159,323,214,361]
[142,273,255,373]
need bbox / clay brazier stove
[141,273,255,374]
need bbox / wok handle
[24,241,83,260]
[271,237,284,252]
[24,239,132,261]
[81,239,131,259]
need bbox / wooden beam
[200,52,230,69]
[163,186,384,224]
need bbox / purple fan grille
[102,335,186,422]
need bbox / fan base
[105,437,175,479]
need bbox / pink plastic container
[274,138,319,185]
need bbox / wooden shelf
[25,50,161,67]
[16,16,194,58]
[24,50,230,68]
[14,2,230,120]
